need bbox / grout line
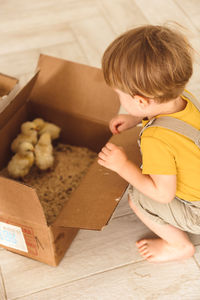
[13,259,144,300]
[112,212,134,220]
[192,255,200,271]
[96,0,119,36]
[173,0,200,33]
[68,24,90,66]
[193,241,200,247]
[67,11,101,26]
[0,266,7,300]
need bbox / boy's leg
[128,197,195,262]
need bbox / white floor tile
[71,14,116,67]
[99,0,148,35]
[17,258,200,300]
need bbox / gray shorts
[128,185,200,234]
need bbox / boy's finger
[98,152,106,160]
[101,147,110,155]
[97,158,106,167]
[110,123,119,134]
[116,123,127,132]
[109,118,123,134]
[106,142,116,150]
[109,119,116,132]
[115,125,120,134]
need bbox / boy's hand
[109,114,143,135]
[98,142,128,174]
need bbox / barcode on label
[0,222,28,252]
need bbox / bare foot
[136,238,195,262]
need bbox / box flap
[0,73,18,97]
[0,177,47,225]
[54,127,141,230]
[0,83,20,114]
[30,54,120,125]
[0,73,38,130]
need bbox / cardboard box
[0,54,141,266]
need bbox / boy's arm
[119,161,176,203]
[98,143,176,204]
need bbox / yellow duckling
[33,118,61,140]
[11,121,38,153]
[33,118,45,131]
[7,142,35,179]
[35,132,54,170]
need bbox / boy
[98,25,200,262]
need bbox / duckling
[33,118,61,140]
[33,118,45,131]
[11,121,38,153]
[7,142,35,179]
[35,132,54,170]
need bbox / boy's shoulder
[142,90,200,138]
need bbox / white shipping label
[0,222,28,253]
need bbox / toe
[140,249,152,260]
[137,244,152,260]
[136,239,148,248]
[138,245,147,253]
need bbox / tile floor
[0,0,200,299]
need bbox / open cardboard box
[0,54,141,266]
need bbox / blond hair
[102,25,193,102]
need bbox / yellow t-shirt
[141,92,200,201]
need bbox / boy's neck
[147,96,187,120]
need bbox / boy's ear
[134,95,150,107]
